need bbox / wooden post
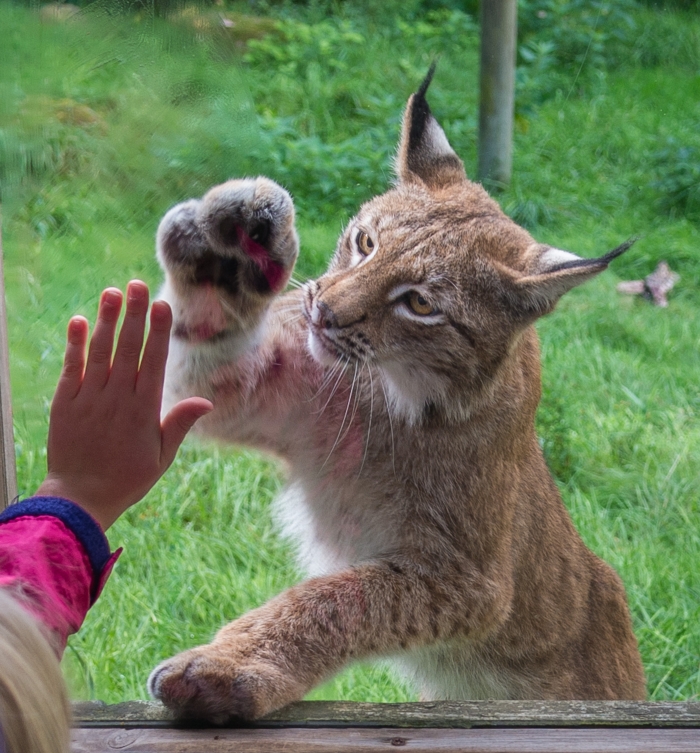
[478,0,518,189]
[0,216,18,509]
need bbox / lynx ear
[506,238,636,317]
[396,64,467,189]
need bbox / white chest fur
[273,478,399,578]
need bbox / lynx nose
[313,301,338,330]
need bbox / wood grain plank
[70,726,700,752]
[0,219,17,511]
[73,699,700,729]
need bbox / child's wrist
[34,476,114,531]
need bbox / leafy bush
[243,17,365,77]
[619,6,700,69]
[251,115,394,222]
[516,0,637,110]
[241,10,476,221]
[650,140,700,221]
[393,8,477,50]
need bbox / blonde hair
[0,590,71,753]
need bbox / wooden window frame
[2,229,700,752]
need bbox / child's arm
[0,281,212,654]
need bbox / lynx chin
[148,68,645,721]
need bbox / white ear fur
[423,117,458,162]
[538,247,583,272]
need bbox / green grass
[2,1,700,703]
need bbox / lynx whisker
[378,371,396,476]
[308,355,345,403]
[274,301,303,312]
[273,296,303,309]
[336,361,364,458]
[217,293,245,326]
[357,362,375,478]
[321,361,359,470]
[277,308,305,326]
[314,356,350,416]
[284,314,306,328]
[440,275,460,293]
[289,274,306,289]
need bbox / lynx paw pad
[157,177,298,299]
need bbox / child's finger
[82,288,123,390]
[110,281,149,390]
[136,299,172,403]
[53,316,89,401]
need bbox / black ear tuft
[416,61,437,100]
[409,62,438,153]
[590,236,638,266]
[543,237,637,274]
[506,237,638,321]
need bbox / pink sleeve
[0,498,121,657]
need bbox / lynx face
[303,78,631,423]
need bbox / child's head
[0,590,71,753]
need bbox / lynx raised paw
[156,177,299,344]
[157,177,298,300]
[148,641,306,722]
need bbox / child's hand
[35,281,213,530]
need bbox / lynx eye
[356,231,375,256]
[406,291,435,316]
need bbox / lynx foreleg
[148,561,508,721]
[156,177,301,428]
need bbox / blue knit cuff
[0,497,111,575]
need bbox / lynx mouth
[307,327,347,367]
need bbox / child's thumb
[161,398,213,468]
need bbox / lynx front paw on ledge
[147,642,309,723]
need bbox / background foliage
[1,0,699,702]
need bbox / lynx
[148,70,645,721]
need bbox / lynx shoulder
[148,70,645,721]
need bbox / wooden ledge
[71,726,700,752]
[71,702,700,752]
[73,699,700,728]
